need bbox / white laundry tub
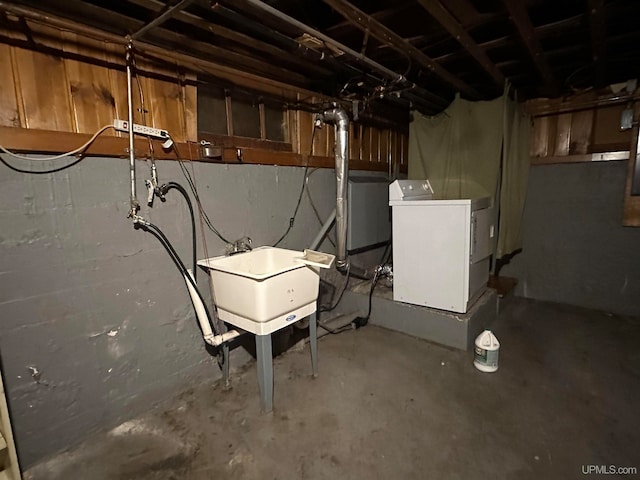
[198,247,334,335]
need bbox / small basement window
[197,82,287,145]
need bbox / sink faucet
[226,236,253,255]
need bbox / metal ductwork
[317,106,349,272]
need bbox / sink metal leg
[222,343,230,388]
[309,311,318,378]
[255,334,273,413]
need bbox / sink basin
[198,247,334,335]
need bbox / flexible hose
[353,241,393,328]
[163,181,196,280]
[140,221,219,337]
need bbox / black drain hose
[137,220,219,337]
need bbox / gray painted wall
[0,155,357,468]
[501,161,640,317]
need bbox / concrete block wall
[0,156,351,468]
[502,161,640,317]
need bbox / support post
[255,334,273,413]
[309,311,318,377]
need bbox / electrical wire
[0,125,114,174]
[319,263,351,313]
[305,167,336,247]
[353,240,392,328]
[272,124,318,247]
[170,141,231,244]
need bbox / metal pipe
[125,41,139,217]
[310,209,336,251]
[244,0,403,84]
[130,0,197,40]
[319,107,349,271]
[241,0,446,110]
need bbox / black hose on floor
[352,240,393,328]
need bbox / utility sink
[198,246,334,335]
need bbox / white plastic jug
[474,330,499,372]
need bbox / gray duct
[318,107,349,271]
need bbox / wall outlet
[113,119,170,140]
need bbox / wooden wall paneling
[326,121,335,158]
[287,107,297,150]
[181,72,197,142]
[401,132,409,165]
[141,62,187,142]
[312,118,328,157]
[11,23,74,131]
[349,123,361,161]
[388,130,396,171]
[0,44,20,127]
[361,125,372,162]
[569,109,594,154]
[379,128,389,165]
[530,115,551,157]
[103,41,128,138]
[61,31,117,134]
[553,113,572,156]
[370,127,380,163]
[298,109,313,156]
[593,105,633,152]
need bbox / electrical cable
[352,240,392,328]
[272,124,318,247]
[170,141,231,244]
[0,125,114,174]
[305,167,336,247]
[319,263,351,313]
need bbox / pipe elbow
[322,107,349,129]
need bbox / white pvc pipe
[185,269,241,347]
[185,269,215,344]
[209,330,241,347]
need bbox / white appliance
[389,180,492,314]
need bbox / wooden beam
[322,0,481,99]
[588,0,606,87]
[0,2,326,102]
[127,0,333,77]
[501,0,557,94]
[0,126,391,170]
[416,0,504,88]
[325,2,413,37]
[6,0,312,88]
[130,0,197,40]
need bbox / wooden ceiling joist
[502,0,557,94]
[416,0,505,89]
[322,0,481,99]
[587,0,606,87]
[127,0,333,77]
[130,0,196,40]
[5,0,312,88]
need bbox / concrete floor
[25,297,640,480]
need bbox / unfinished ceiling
[3,0,640,114]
